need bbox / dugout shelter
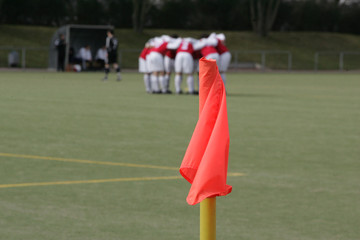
[48,24,114,70]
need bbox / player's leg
[186,74,195,94]
[103,63,110,81]
[151,72,161,93]
[183,53,195,94]
[174,54,184,94]
[219,52,231,86]
[144,73,151,93]
[164,72,171,93]
[139,57,151,93]
[113,63,121,81]
[159,57,167,93]
[159,72,168,94]
[147,53,158,93]
[163,56,173,93]
[151,52,164,93]
[174,73,182,94]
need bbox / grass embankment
[1,24,360,69]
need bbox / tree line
[0,0,359,36]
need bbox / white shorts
[164,56,175,73]
[147,51,164,72]
[205,53,220,65]
[175,52,194,74]
[138,58,148,73]
[219,52,231,72]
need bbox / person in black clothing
[54,34,66,72]
[103,30,122,81]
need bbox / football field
[0,71,359,240]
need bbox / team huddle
[138,33,231,94]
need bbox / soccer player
[171,38,196,94]
[139,42,151,93]
[103,29,122,81]
[54,34,66,72]
[215,33,231,86]
[163,34,178,94]
[192,41,203,92]
[146,36,168,93]
[199,34,220,63]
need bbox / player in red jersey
[163,34,178,94]
[170,38,197,94]
[215,33,231,86]
[199,34,220,63]
[146,37,168,93]
[138,42,152,93]
[192,40,204,93]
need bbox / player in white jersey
[163,35,178,94]
[170,38,196,94]
[138,42,151,93]
[146,37,169,93]
[199,33,220,63]
[215,33,231,86]
[103,30,122,81]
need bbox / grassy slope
[0,72,359,240]
[1,25,360,69]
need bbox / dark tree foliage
[77,0,106,25]
[273,0,360,34]
[250,0,281,37]
[338,4,360,34]
[0,0,132,27]
[107,0,133,28]
[0,0,360,35]
[132,0,152,33]
[286,0,339,31]
[149,0,251,30]
[0,0,67,26]
[149,0,195,29]
[192,0,251,30]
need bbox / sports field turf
[0,71,359,240]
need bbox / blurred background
[1,2,359,240]
[0,0,360,70]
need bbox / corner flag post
[180,58,231,240]
[198,59,217,240]
[200,197,216,240]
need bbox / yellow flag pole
[200,197,216,240]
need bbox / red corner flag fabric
[180,58,232,205]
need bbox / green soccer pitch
[0,71,359,240]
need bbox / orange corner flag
[180,58,232,205]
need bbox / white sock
[187,75,194,93]
[144,74,151,92]
[159,75,166,93]
[165,74,170,90]
[151,74,159,92]
[175,75,182,93]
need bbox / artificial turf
[0,71,359,240]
